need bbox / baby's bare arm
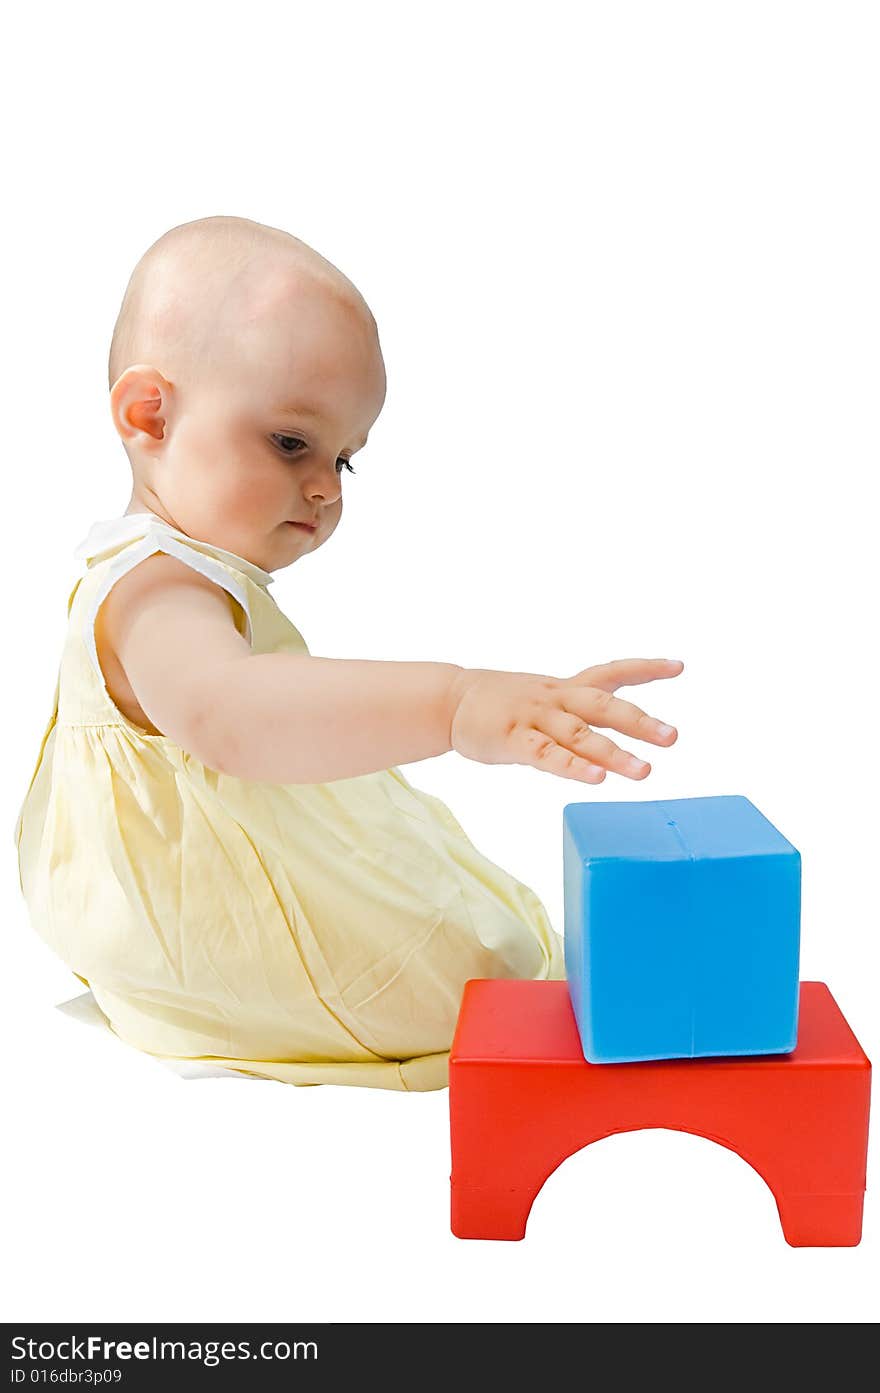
[210,652,461,781]
[104,555,461,781]
[107,556,683,785]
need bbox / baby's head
[108,215,386,572]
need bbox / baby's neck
[124,493,178,528]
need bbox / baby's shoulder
[96,549,236,650]
[94,551,248,737]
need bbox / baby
[14,215,684,1091]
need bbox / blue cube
[563,795,801,1063]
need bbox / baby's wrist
[444,666,484,749]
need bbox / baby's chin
[267,517,325,562]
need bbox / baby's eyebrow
[276,402,322,421]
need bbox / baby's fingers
[513,726,607,784]
[533,708,653,779]
[566,686,678,747]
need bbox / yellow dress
[14,512,564,1090]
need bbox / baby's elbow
[177,702,244,777]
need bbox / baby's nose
[305,458,343,500]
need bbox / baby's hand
[447,658,684,784]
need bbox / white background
[2,0,877,1325]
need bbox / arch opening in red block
[524,1125,781,1239]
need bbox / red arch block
[449,980,870,1245]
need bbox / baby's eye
[272,435,356,475]
[273,433,305,455]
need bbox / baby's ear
[109,365,173,449]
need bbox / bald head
[107,215,379,392]
[108,217,386,571]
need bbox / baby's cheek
[221,470,287,527]
[254,475,290,518]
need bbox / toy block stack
[449,795,871,1245]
